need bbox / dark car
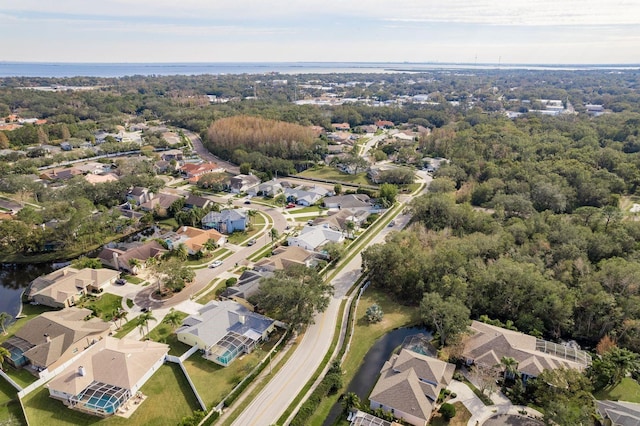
[115,278,126,285]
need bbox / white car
[209,260,223,268]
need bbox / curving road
[230,173,429,426]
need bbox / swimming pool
[84,395,118,414]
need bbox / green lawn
[183,330,284,408]
[290,205,325,214]
[0,374,26,426]
[595,377,640,403]
[147,310,191,356]
[77,294,123,322]
[226,229,261,245]
[307,288,421,426]
[21,363,200,426]
[297,166,373,186]
[3,367,38,388]
[121,274,144,284]
[112,319,138,339]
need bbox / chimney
[78,366,86,376]
[44,333,51,343]
[112,252,119,268]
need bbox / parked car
[247,239,256,246]
[115,278,126,285]
[388,220,396,227]
[209,260,223,268]
[244,200,251,204]
[286,203,296,209]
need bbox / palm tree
[176,243,189,261]
[344,220,356,239]
[341,392,361,413]
[0,312,11,335]
[111,308,127,329]
[163,308,182,328]
[247,209,257,228]
[128,258,142,275]
[0,346,11,370]
[137,311,156,339]
[500,356,519,381]
[270,228,279,246]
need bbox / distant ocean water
[0,62,638,78]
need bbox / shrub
[226,277,238,287]
[439,402,456,420]
[365,304,384,323]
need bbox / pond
[323,326,430,426]
[0,226,157,322]
[0,262,65,320]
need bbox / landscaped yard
[121,274,144,284]
[21,363,200,426]
[77,293,123,322]
[307,287,421,425]
[183,329,284,408]
[297,166,373,186]
[595,377,640,403]
[147,310,191,356]
[430,402,472,426]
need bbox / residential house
[331,122,351,131]
[162,226,225,254]
[139,193,181,213]
[254,246,319,273]
[176,300,275,366]
[596,400,640,426]
[184,194,212,210]
[126,187,154,206]
[369,349,455,426]
[47,337,168,417]
[375,120,394,129]
[285,185,329,206]
[248,179,284,197]
[84,173,118,185]
[323,194,372,212]
[462,320,592,382]
[287,225,345,251]
[229,174,261,194]
[160,149,184,162]
[39,167,83,181]
[98,241,167,274]
[1,307,111,372]
[181,162,224,183]
[26,267,120,308]
[368,164,401,184]
[220,269,272,306]
[312,209,369,234]
[201,209,248,233]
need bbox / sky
[1,0,639,64]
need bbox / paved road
[230,170,431,425]
[184,130,240,174]
[230,206,416,426]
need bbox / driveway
[447,380,543,426]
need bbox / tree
[270,227,279,245]
[333,183,343,195]
[344,220,356,239]
[341,392,361,412]
[111,308,127,329]
[322,241,345,262]
[0,346,10,370]
[163,308,182,328]
[420,292,470,346]
[365,304,384,323]
[176,243,189,261]
[240,162,252,174]
[0,312,11,335]
[252,265,333,331]
[137,311,156,338]
[438,402,456,420]
[500,356,519,381]
[470,363,500,396]
[530,368,595,426]
[378,183,398,208]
